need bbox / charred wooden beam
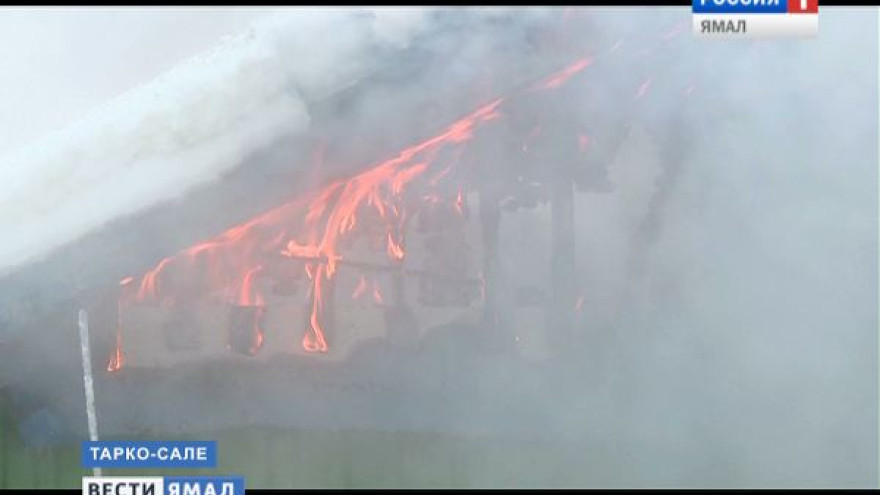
[478,181,502,330]
[280,253,482,287]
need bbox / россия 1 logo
[693,0,819,39]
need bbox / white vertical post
[77,309,102,477]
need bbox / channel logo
[82,476,245,495]
[81,441,244,495]
[693,0,819,39]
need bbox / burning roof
[0,6,692,434]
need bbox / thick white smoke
[0,8,435,277]
[0,7,875,488]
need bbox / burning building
[0,7,876,489]
[0,8,687,434]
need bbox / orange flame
[428,165,452,186]
[283,240,319,259]
[119,55,599,359]
[531,58,593,92]
[252,319,265,354]
[387,232,405,261]
[372,280,384,306]
[352,275,368,300]
[454,187,465,216]
[107,334,124,373]
[238,265,265,307]
[107,279,133,373]
[303,264,329,353]
[391,162,429,196]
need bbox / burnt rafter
[280,253,481,287]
